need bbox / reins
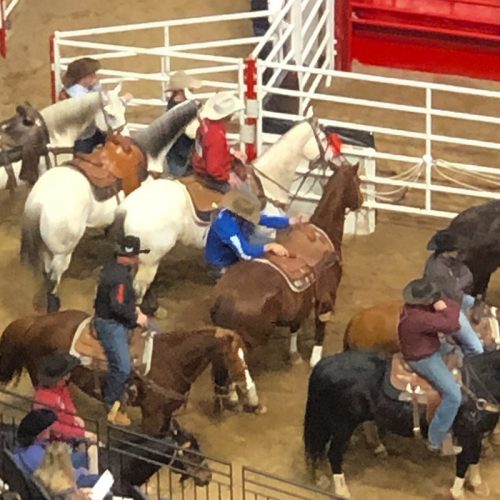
[461,362,500,413]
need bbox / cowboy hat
[17,409,57,447]
[202,92,244,121]
[117,235,151,257]
[166,71,202,91]
[403,278,441,306]
[427,229,461,253]
[221,190,261,225]
[62,57,100,88]
[38,353,81,388]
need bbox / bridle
[98,89,127,135]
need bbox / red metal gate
[336,0,500,81]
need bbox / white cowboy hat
[166,70,203,91]
[202,92,244,121]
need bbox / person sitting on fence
[423,229,484,357]
[205,190,301,276]
[162,70,203,178]
[33,353,99,479]
[191,91,247,193]
[58,57,106,154]
[34,442,103,499]
[13,410,99,489]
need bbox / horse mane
[132,100,199,159]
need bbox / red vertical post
[0,0,7,59]
[244,57,258,162]
[49,34,56,103]
[334,0,352,71]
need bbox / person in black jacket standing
[94,235,149,426]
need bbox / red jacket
[192,119,232,181]
[33,384,85,441]
[398,298,461,361]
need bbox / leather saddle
[69,317,155,376]
[388,351,462,421]
[256,224,339,293]
[178,175,224,223]
[69,134,146,201]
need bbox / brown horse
[0,310,258,435]
[343,299,500,352]
[211,162,363,367]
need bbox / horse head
[0,103,46,147]
[166,419,212,486]
[469,297,500,351]
[95,84,129,135]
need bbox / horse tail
[20,206,42,272]
[108,210,126,245]
[303,363,334,468]
[0,317,34,385]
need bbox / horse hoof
[243,404,267,415]
[315,474,331,490]
[373,443,388,457]
[471,482,490,497]
[449,490,465,500]
[289,352,303,365]
[155,307,168,320]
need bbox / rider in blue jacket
[205,190,291,270]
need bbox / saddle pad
[390,352,462,405]
[179,176,223,215]
[255,224,337,293]
[69,317,155,376]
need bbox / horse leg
[210,352,238,414]
[491,421,500,446]
[134,259,162,316]
[362,421,388,457]
[41,251,72,313]
[325,427,355,499]
[289,322,303,365]
[309,316,327,368]
[452,433,488,499]
[471,269,492,298]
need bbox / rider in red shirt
[192,92,245,193]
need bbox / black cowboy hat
[37,353,81,388]
[62,57,101,88]
[17,409,56,446]
[116,235,151,257]
[427,229,461,253]
[403,278,441,305]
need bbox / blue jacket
[205,209,289,267]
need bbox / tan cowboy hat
[202,91,244,121]
[166,71,202,91]
[62,57,100,88]
[402,278,441,306]
[221,190,261,225]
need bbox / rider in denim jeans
[424,229,483,357]
[94,235,149,426]
[398,278,462,455]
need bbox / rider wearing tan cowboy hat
[192,91,247,193]
[161,71,203,178]
[398,277,462,455]
[205,190,299,274]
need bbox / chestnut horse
[211,162,363,367]
[343,299,500,352]
[0,310,258,435]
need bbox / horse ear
[351,162,359,174]
[112,82,123,95]
[16,105,26,117]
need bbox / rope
[436,159,500,186]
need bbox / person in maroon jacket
[398,278,462,455]
[192,91,245,193]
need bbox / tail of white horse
[20,204,43,272]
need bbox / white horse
[20,100,200,313]
[112,119,332,314]
[0,85,128,190]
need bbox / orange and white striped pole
[0,0,7,58]
[243,57,258,162]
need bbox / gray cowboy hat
[427,229,462,253]
[37,353,81,388]
[220,190,261,225]
[62,57,100,88]
[403,278,441,305]
[166,71,202,91]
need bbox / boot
[107,401,131,427]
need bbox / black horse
[304,350,500,499]
[437,200,500,296]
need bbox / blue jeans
[93,318,131,408]
[71,452,99,487]
[454,294,484,356]
[408,351,462,447]
[74,129,106,154]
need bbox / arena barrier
[336,0,500,81]
[0,0,19,58]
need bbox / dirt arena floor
[2,1,500,499]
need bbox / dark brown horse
[343,299,500,352]
[211,162,363,367]
[0,310,258,435]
